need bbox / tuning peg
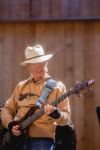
[88,87,92,91]
[74,84,77,87]
[88,77,89,80]
[76,81,79,84]
[84,90,86,94]
[78,94,82,97]
[86,81,88,86]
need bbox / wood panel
[54,23,65,81]
[92,0,100,17]
[0,0,100,19]
[94,21,100,150]
[73,22,85,150]
[60,0,70,17]
[3,24,14,102]
[0,21,100,150]
[70,0,80,17]
[1,0,11,19]
[0,0,3,19]
[84,22,95,150]
[40,0,50,18]
[64,22,74,121]
[50,0,60,18]
[11,0,20,19]
[20,0,30,18]
[13,24,23,88]
[30,0,40,18]
[80,0,92,17]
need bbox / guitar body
[0,105,37,150]
[0,128,29,150]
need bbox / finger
[44,107,50,115]
[44,105,56,115]
[48,105,56,113]
[12,125,21,135]
[45,105,53,110]
[45,104,50,109]
[12,131,21,136]
[44,108,49,115]
[44,105,50,111]
[16,125,20,129]
[12,125,19,130]
[12,128,21,136]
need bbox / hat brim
[20,54,53,65]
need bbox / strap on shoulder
[36,79,57,108]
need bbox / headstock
[71,79,94,97]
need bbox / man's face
[27,62,46,81]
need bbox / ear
[26,64,31,70]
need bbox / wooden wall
[0,21,100,150]
[0,0,100,19]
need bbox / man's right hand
[12,125,21,136]
[8,121,21,136]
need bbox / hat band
[26,55,44,60]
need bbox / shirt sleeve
[54,81,71,126]
[1,85,19,129]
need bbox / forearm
[54,111,70,126]
[1,107,15,129]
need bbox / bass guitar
[0,79,94,150]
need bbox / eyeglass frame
[29,61,47,67]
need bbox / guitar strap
[36,79,57,108]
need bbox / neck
[33,76,43,82]
[32,73,46,82]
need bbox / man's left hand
[44,105,61,119]
[44,105,56,115]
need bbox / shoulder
[19,78,30,85]
[15,77,31,90]
[55,80,66,92]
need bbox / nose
[36,64,40,68]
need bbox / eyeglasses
[30,62,46,67]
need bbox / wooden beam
[0,17,100,23]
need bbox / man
[1,45,70,150]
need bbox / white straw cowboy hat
[20,45,53,65]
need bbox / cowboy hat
[20,45,53,65]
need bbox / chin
[36,73,43,78]
[33,71,45,80]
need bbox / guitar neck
[50,89,72,106]
[21,89,72,129]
